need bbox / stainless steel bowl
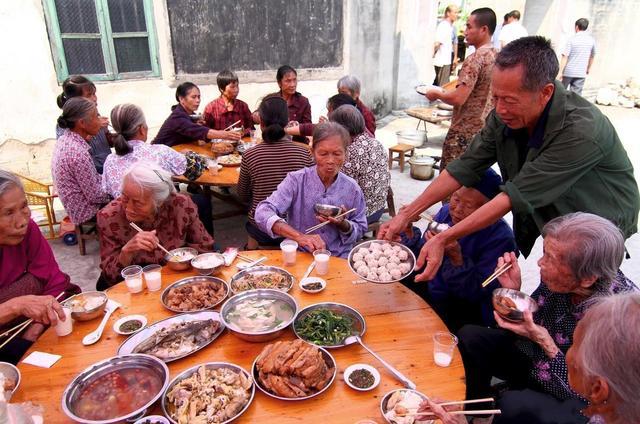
[229,266,295,294]
[314,203,341,217]
[493,288,539,322]
[61,354,170,424]
[161,276,229,313]
[348,240,416,284]
[165,247,198,271]
[220,289,298,343]
[162,362,255,424]
[0,362,20,401]
[380,389,431,423]
[252,344,337,401]
[62,291,108,321]
[190,252,225,275]
[293,302,366,348]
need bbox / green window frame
[42,0,161,82]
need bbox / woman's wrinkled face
[80,106,102,138]
[448,187,487,224]
[313,135,345,180]
[0,186,31,246]
[179,87,201,114]
[121,179,156,223]
[537,237,584,293]
[278,72,298,97]
[221,81,239,100]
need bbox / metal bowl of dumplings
[314,203,341,217]
[348,240,416,284]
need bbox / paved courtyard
[45,105,640,293]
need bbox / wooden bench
[388,144,415,173]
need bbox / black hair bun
[57,115,69,129]
[262,124,285,142]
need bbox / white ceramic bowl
[299,277,327,293]
[113,315,147,335]
[344,363,380,392]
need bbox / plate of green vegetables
[293,302,366,348]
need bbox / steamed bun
[379,272,392,282]
[353,260,367,270]
[390,268,403,280]
[353,252,364,262]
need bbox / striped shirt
[563,32,596,78]
[237,138,314,224]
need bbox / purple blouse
[102,140,187,198]
[152,104,210,147]
[254,166,367,258]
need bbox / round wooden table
[172,141,241,188]
[15,251,465,423]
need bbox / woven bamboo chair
[16,174,59,239]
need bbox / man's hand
[415,234,446,281]
[295,234,326,252]
[378,214,409,242]
[496,251,521,290]
[426,89,442,102]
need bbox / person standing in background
[499,10,528,48]
[433,5,459,86]
[492,13,510,50]
[559,18,596,95]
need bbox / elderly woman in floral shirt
[456,212,636,424]
[97,163,213,288]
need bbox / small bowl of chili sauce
[344,363,380,391]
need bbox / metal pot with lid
[409,155,436,180]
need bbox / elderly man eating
[380,36,639,282]
[97,164,214,288]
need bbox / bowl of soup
[220,289,298,343]
[62,354,169,423]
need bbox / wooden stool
[388,144,415,173]
[75,221,99,256]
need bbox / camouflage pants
[441,131,472,171]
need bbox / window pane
[108,0,147,33]
[114,37,151,72]
[55,0,99,34]
[62,38,106,74]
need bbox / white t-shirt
[434,19,454,66]
[499,22,528,47]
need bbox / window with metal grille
[42,0,160,82]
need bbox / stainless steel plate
[117,311,225,363]
[162,362,255,424]
[252,345,337,401]
[229,266,295,294]
[348,240,416,284]
[380,389,432,424]
[160,276,229,313]
[293,302,366,348]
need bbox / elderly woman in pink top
[0,170,79,363]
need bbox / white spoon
[82,299,121,346]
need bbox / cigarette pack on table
[222,247,239,266]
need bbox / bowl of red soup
[61,354,169,423]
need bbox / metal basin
[62,291,108,321]
[165,247,198,271]
[492,288,538,322]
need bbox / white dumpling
[372,250,383,260]
[381,242,393,251]
[383,249,394,258]
[398,250,409,261]
[390,268,403,280]
[366,271,378,280]
[353,260,367,270]
[379,272,392,282]
[357,265,369,275]
[392,245,402,252]
[377,256,389,266]
[352,252,364,262]
[390,255,402,264]
[386,262,399,271]
[357,247,370,255]
[377,266,387,275]
[365,253,376,262]
[369,242,382,251]
[399,262,411,274]
[366,257,378,268]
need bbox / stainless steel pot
[395,130,427,147]
[409,155,436,180]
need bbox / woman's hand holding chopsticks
[417,398,466,424]
[494,251,521,290]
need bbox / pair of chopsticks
[222,120,242,131]
[305,208,357,234]
[129,222,176,259]
[398,398,499,417]
[481,263,513,288]
[0,292,66,349]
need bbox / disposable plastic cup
[122,265,144,294]
[313,249,332,276]
[143,264,162,292]
[55,307,73,336]
[433,331,458,367]
[280,239,298,266]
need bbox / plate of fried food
[252,339,336,400]
[211,141,235,155]
[161,276,229,313]
[217,153,242,167]
[162,362,254,424]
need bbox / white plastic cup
[55,307,73,337]
[249,129,257,142]
[206,158,219,175]
[313,249,332,276]
[143,264,162,292]
[280,239,298,266]
[433,331,458,367]
[122,265,144,293]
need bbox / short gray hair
[312,122,350,151]
[542,212,624,284]
[122,163,175,207]
[495,36,559,91]
[0,169,23,198]
[57,97,96,130]
[337,75,361,98]
[575,292,640,423]
[329,105,365,137]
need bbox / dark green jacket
[447,81,639,255]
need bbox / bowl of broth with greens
[220,289,298,342]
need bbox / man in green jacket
[380,36,639,281]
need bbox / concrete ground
[46,105,640,293]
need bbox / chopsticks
[305,208,357,234]
[399,409,501,417]
[129,222,174,258]
[301,261,316,280]
[0,292,65,349]
[481,263,513,288]
[222,120,242,131]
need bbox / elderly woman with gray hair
[329,105,390,223]
[566,292,640,424]
[97,163,214,288]
[454,212,636,424]
[337,75,376,135]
